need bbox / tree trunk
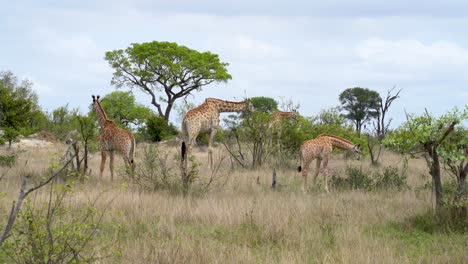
[163,101,174,121]
[430,149,444,212]
[83,142,88,175]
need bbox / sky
[1,0,467,127]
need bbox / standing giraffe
[297,134,360,193]
[181,98,254,168]
[92,95,136,181]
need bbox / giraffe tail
[297,149,302,173]
[130,135,136,168]
[181,141,186,161]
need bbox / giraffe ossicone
[92,94,136,181]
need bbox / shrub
[0,155,15,167]
[330,165,408,191]
[0,181,114,263]
[129,144,180,192]
[373,165,408,191]
[143,115,178,142]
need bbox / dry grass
[0,143,466,263]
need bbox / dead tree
[367,87,402,164]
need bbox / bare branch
[0,154,76,246]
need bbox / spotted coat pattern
[181,98,253,168]
[297,134,360,193]
[92,95,135,181]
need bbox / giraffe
[297,134,361,193]
[267,110,298,148]
[181,97,254,169]
[92,95,136,181]
[267,110,298,130]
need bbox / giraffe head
[351,143,361,160]
[290,110,299,121]
[244,99,256,113]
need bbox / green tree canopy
[0,71,40,147]
[250,96,278,113]
[384,106,468,212]
[339,87,381,135]
[97,91,152,128]
[105,41,232,121]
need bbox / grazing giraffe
[267,110,298,130]
[92,95,136,181]
[181,98,254,168]
[297,134,361,193]
[267,110,298,147]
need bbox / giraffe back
[100,120,135,159]
[182,100,220,143]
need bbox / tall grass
[0,144,466,263]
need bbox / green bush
[143,115,178,142]
[129,144,180,192]
[0,181,115,263]
[330,165,408,191]
[374,165,408,191]
[0,155,16,167]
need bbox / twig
[0,154,76,246]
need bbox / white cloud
[357,38,468,74]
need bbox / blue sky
[1,0,467,127]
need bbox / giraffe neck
[93,101,108,129]
[273,111,295,120]
[320,134,354,150]
[268,111,295,128]
[207,98,247,113]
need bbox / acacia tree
[105,41,232,121]
[339,87,381,136]
[384,106,467,212]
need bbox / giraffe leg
[322,156,330,193]
[99,150,107,179]
[109,151,115,182]
[208,129,217,170]
[313,158,321,185]
[301,161,311,193]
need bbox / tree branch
[0,154,76,246]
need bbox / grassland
[0,143,466,263]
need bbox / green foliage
[339,87,381,134]
[222,109,272,168]
[250,97,278,113]
[129,144,179,192]
[0,155,16,167]
[0,181,114,263]
[330,165,408,191]
[0,71,41,146]
[105,41,232,120]
[383,106,467,154]
[48,104,80,140]
[312,107,347,126]
[278,115,366,157]
[97,91,152,128]
[141,115,178,142]
[369,212,466,262]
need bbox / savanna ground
[0,142,466,264]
